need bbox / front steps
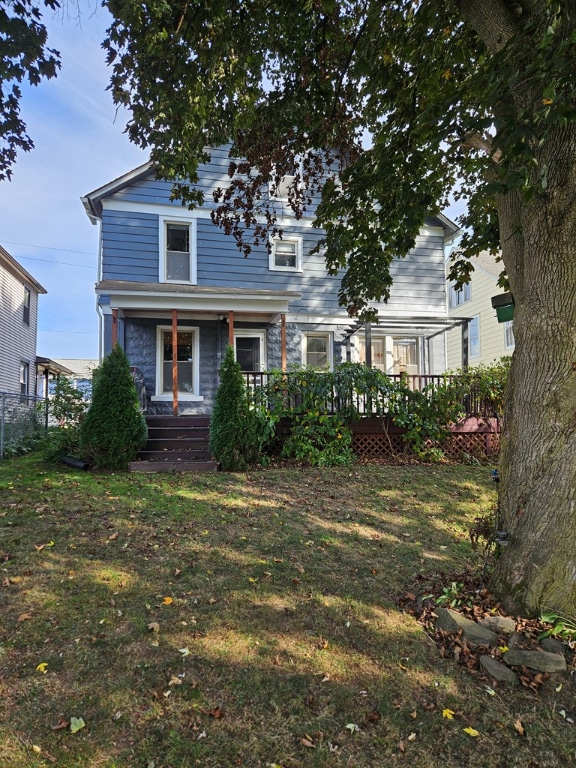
[130,415,218,473]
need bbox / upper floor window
[159,218,197,284]
[303,332,332,369]
[504,320,515,350]
[270,237,302,272]
[269,158,303,202]
[23,287,31,325]
[449,281,471,308]
[469,316,480,358]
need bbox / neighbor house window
[270,237,302,272]
[153,326,201,400]
[20,361,29,395]
[469,316,480,358]
[303,333,332,369]
[23,287,31,325]
[504,320,515,350]
[159,218,197,284]
[448,281,471,308]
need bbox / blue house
[82,146,459,416]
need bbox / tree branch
[461,131,502,163]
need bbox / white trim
[233,329,267,371]
[102,199,317,226]
[155,325,200,397]
[104,293,293,314]
[269,236,303,273]
[302,331,333,370]
[159,216,198,284]
[503,320,515,350]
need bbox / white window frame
[23,286,31,326]
[20,361,29,395]
[503,320,515,351]
[151,325,202,401]
[269,157,304,202]
[302,332,333,370]
[469,316,480,359]
[159,216,197,285]
[269,236,303,273]
[233,330,267,372]
[448,281,471,308]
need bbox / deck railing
[242,371,500,420]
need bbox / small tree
[210,346,257,471]
[80,345,147,471]
[43,376,87,462]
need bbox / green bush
[80,345,147,471]
[42,376,87,462]
[282,411,354,467]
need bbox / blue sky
[0,5,147,359]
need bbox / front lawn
[0,456,574,767]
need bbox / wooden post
[228,310,234,348]
[281,314,287,371]
[111,309,118,347]
[172,309,178,417]
[462,319,469,371]
[365,322,372,367]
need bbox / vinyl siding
[0,263,38,394]
[446,264,513,369]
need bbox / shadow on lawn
[4,460,566,768]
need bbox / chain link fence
[0,392,49,459]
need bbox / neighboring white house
[446,250,514,369]
[0,245,47,396]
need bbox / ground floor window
[357,337,386,371]
[303,333,332,369]
[391,338,419,375]
[20,361,29,395]
[155,326,200,398]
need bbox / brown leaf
[301,736,316,748]
[405,592,416,601]
[209,707,224,719]
[207,597,217,605]
[18,613,33,622]
[514,719,526,736]
[409,710,417,719]
[398,740,406,753]
[51,718,70,731]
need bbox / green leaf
[70,717,86,734]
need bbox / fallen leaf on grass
[301,736,316,748]
[463,727,479,737]
[18,613,33,622]
[36,662,48,674]
[484,686,496,696]
[345,723,360,733]
[442,709,456,720]
[51,718,70,731]
[209,707,224,719]
[409,710,417,720]
[32,745,41,754]
[148,622,160,633]
[162,597,173,605]
[514,719,525,736]
[179,647,190,657]
[70,717,86,734]
[407,732,417,742]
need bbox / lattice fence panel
[353,431,500,459]
[352,433,405,457]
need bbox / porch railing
[242,371,500,419]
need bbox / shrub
[42,376,87,462]
[282,411,354,467]
[80,345,147,471]
[209,346,269,470]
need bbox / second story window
[469,316,480,358]
[270,237,302,272]
[449,281,471,308]
[160,218,197,284]
[23,287,31,325]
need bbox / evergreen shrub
[80,345,147,471]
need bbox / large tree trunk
[489,124,576,616]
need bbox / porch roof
[96,280,300,317]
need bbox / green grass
[0,455,574,767]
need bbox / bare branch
[461,131,502,163]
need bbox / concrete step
[138,449,211,461]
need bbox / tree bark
[489,123,576,616]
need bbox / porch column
[462,319,469,371]
[228,310,234,348]
[365,323,372,367]
[346,336,351,362]
[281,314,287,371]
[111,309,118,347]
[172,309,179,417]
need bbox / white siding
[0,263,39,394]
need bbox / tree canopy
[0,0,60,180]
[103,0,576,315]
